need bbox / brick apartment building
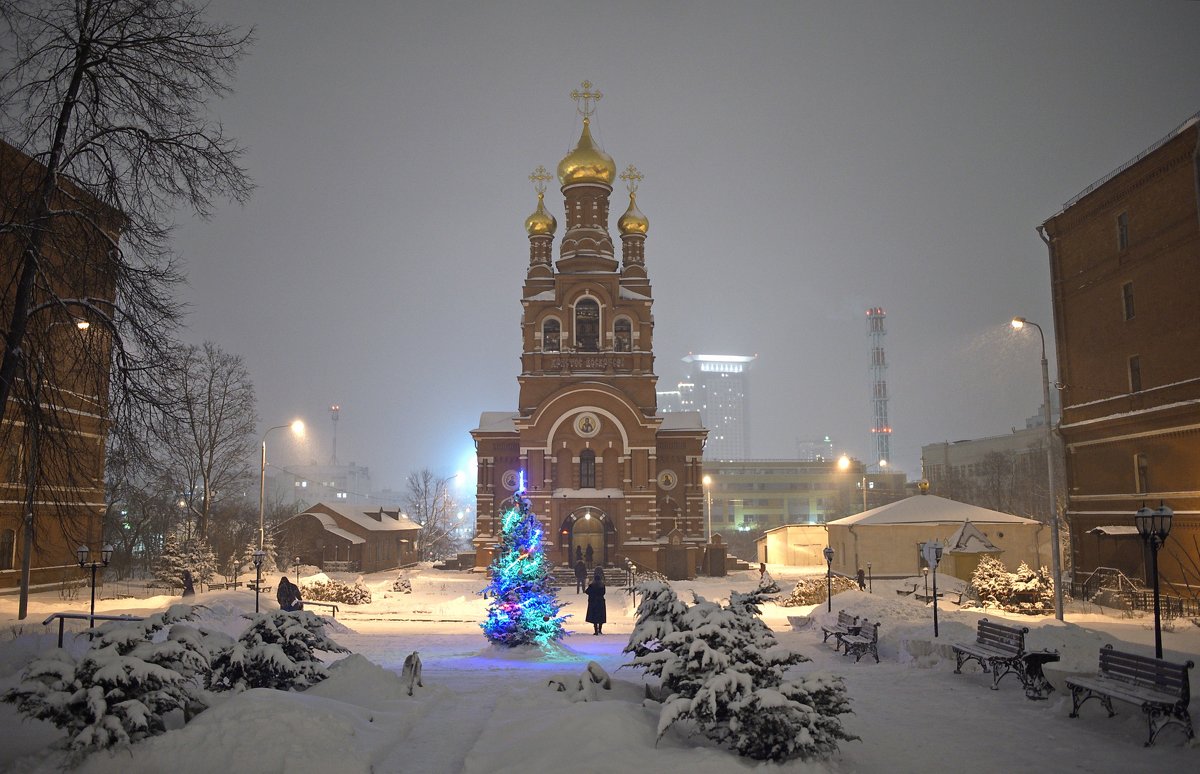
[1041,112,1199,589]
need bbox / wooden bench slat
[1066,644,1193,746]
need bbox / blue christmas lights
[480,476,567,646]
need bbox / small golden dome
[618,191,648,235]
[557,117,616,186]
[525,192,556,236]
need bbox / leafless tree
[0,0,252,617]
[978,451,1015,513]
[153,342,257,541]
[405,469,460,560]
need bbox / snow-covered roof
[657,411,704,431]
[475,411,518,433]
[525,290,556,302]
[827,495,1041,526]
[619,287,650,301]
[305,503,421,532]
[1088,525,1140,537]
[944,521,1002,554]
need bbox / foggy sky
[173,1,1200,491]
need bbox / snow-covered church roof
[826,494,1041,527]
[944,521,1002,554]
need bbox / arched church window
[542,319,560,352]
[580,450,596,488]
[575,299,599,352]
[614,318,631,352]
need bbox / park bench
[895,583,918,596]
[952,618,1030,691]
[821,610,859,650]
[1065,644,1194,746]
[840,620,880,663]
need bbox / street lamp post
[252,549,266,613]
[702,474,713,541]
[1134,502,1173,659]
[76,544,113,629]
[923,541,944,637]
[823,546,835,613]
[258,420,305,552]
[867,561,872,593]
[1012,316,1064,621]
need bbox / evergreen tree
[209,610,347,692]
[480,483,567,647]
[242,532,278,575]
[153,530,187,589]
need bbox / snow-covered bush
[302,577,372,605]
[392,576,412,593]
[155,529,218,590]
[967,557,1053,614]
[1,605,219,758]
[627,586,855,762]
[776,575,859,607]
[209,610,348,692]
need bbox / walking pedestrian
[574,559,587,594]
[585,566,606,635]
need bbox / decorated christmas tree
[480,475,567,646]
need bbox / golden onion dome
[557,117,616,186]
[524,192,556,236]
[618,191,648,235]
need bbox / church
[471,83,708,577]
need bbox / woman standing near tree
[585,567,606,635]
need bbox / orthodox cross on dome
[619,164,643,194]
[570,80,603,118]
[529,165,553,194]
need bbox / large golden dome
[618,192,648,235]
[557,117,616,186]
[525,192,556,236]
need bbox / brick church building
[471,84,707,576]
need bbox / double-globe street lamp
[923,541,944,637]
[1011,316,1064,621]
[252,549,266,613]
[258,420,305,552]
[1134,502,1173,658]
[76,544,113,629]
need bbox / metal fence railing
[42,612,144,648]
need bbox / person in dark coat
[180,570,195,598]
[277,576,302,611]
[585,566,606,635]
[574,559,587,594]
[574,545,583,564]
[585,543,594,569]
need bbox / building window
[614,318,631,352]
[580,450,596,488]
[1135,453,1149,494]
[0,528,14,571]
[542,319,560,352]
[1122,282,1134,321]
[1128,355,1142,393]
[575,299,599,351]
[1117,212,1129,251]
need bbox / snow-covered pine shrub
[154,528,218,590]
[242,533,279,575]
[301,577,372,605]
[776,575,859,607]
[629,586,855,762]
[209,610,348,692]
[392,576,412,593]
[969,555,1012,606]
[1,605,217,758]
[1010,562,1054,613]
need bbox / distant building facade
[1041,111,1200,588]
[266,461,377,509]
[682,353,754,460]
[471,86,708,577]
[921,419,1063,523]
[275,502,419,573]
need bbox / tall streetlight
[702,474,713,541]
[923,541,944,637]
[76,544,113,629]
[252,549,266,613]
[1134,502,1173,659]
[1011,316,1064,621]
[258,420,305,552]
[822,545,835,612]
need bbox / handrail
[300,601,339,619]
[42,612,144,648]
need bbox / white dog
[402,651,423,696]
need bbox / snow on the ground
[1,564,1196,773]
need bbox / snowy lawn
[1,564,1197,772]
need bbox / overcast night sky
[172,1,1200,491]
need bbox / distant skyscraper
[797,435,835,462]
[866,308,892,468]
[682,354,755,460]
